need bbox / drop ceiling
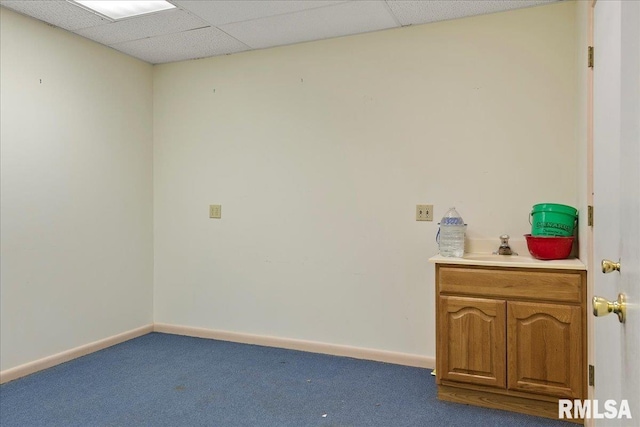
[0,0,558,65]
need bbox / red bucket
[524,234,574,260]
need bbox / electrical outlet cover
[209,204,221,219]
[416,204,433,221]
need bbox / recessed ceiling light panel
[72,0,176,20]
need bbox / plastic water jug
[437,207,466,257]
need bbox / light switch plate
[416,204,433,221]
[209,204,221,219]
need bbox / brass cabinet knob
[601,259,621,273]
[592,294,626,323]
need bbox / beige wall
[0,1,584,372]
[0,8,154,370]
[153,2,580,357]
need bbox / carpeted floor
[0,333,576,426]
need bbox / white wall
[153,2,580,358]
[0,8,154,371]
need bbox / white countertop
[428,253,586,270]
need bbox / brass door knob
[592,294,626,323]
[601,259,621,273]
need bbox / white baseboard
[1,323,434,384]
[0,324,154,384]
[153,323,435,369]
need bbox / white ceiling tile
[74,8,210,45]
[386,0,555,26]
[1,0,563,63]
[0,0,108,30]
[110,26,250,64]
[220,1,400,50]
[174,0,347,26]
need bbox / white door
[593,0,639,424]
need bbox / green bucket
[530,203,578,237]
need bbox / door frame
[586,3,595,427]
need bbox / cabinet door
[507,301,582,398]
[438,296,506,388]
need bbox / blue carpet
[1,333,575,426]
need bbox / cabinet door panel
[507,301,582,398]
[438,296,506,388]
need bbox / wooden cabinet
[435,264,587,422]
